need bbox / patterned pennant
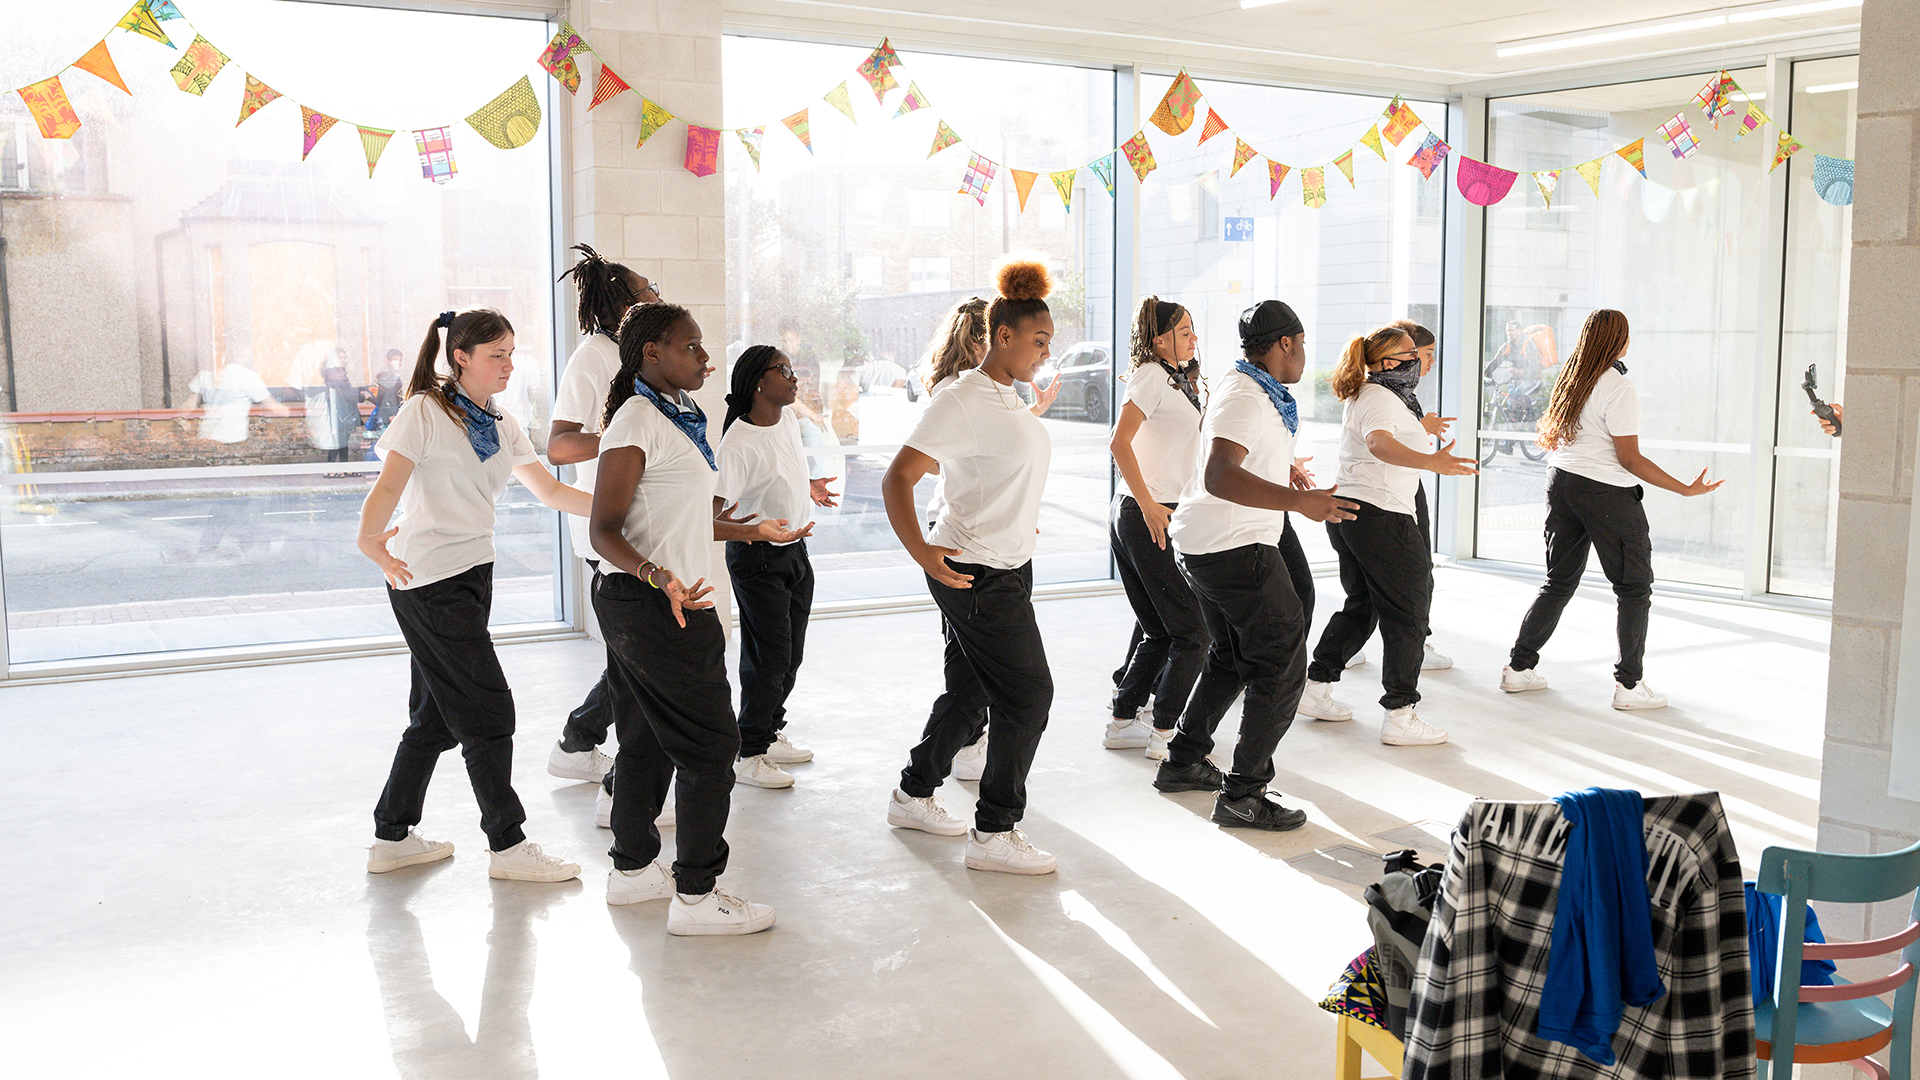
[1120,131,1157,183]
[1148,71,1202,136]
[1301,167,1327,209]
[300,106,338,161]
[1332,149,1355,186]
[1616,138,1648,178]
[736,126,764,171]
[118,2,173,47]
[823,82,857,124]
[1359,124,1386,160]
[1198,108,1229,145]
[1695,72,1737,124]
[1771,131,1804,172]
[1692,73,1721,115]
[73,41,130,94]
[149,0,183,18]
[782,109,812,153]
[857,38,901,102]
[958,152,995,206]
[893,82,929,118]
[1575,159,1604,196]
[235,74,280,125]
[589,64,631,111]
[637,98,675,148]
[1455,157,1517,205]
[1050,169,1076,212]
[684,126,720,178]
[18,76,81,140]
[1011,169,1038,212]
[1534,170,1560,209]
[1407,133,1449,180]
[1088,154,1115,197]
[1382,103,1420,146]
[927,119,961,157]
[1813,153,1854,205]
[1268,160,1290,199]
[357,126,393,178]
[1658,114,1699,159]
[466,76,541,150]
[1734,102,1765,142]
[1231,138,1258,177]
[415,126,456,184]
[169,35,229,96]
[537,22,587,95]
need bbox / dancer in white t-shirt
[359,308,592,885]
[882,258,1060,875]
[1503,309,1724,708]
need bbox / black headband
[1153,300,1182,336]
[436,311,455,330]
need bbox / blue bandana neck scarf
[1233,359,1298,435]
[1613,360,1629,375]
[632,376,717,471]
[1367,358,1424,418]
[451,390,502,462]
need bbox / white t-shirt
[376,394,539,590]
[597,393,719,586]
[717,409,812,547]
[1333,382,1430,517]
[550,333,624,562]
[905,367,1051,570]
[188,365,271,444]
[1549,368,1642,488]
[1122,363,1204,505]
[1169,368,1298,556]
[922,373,962,525]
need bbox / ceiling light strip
[1496,0,1862,58]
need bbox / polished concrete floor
[0,567,1830,1079]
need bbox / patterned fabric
[1300,166,1327,208]
[169,35,229,96]
[537,22,586,95]
[1535,170,1560,209]
[893,82,929,118]
[1457,157,1518,204]
[1198,107,1229,144]
[1616,139,1648,178]
[1407,133,1449,180]
[1359,124,1386,159]
[1734,103,1765,142]
[1402,793,1755,1080]
[236,73,280,126]
[1576,159,1605,196]
[957,152,996,206]
[684,125,720,178]
[1233,359,1298,434]
[18,76,81,140]
[466,76,541,150]
[1149,71,1201,136]
[118,2,173,47]
[824,82,857,123]
[927,119,960,157]
[1231,138,1258,177]
[784,109,813,153]
[1333,149,1356,186]
[1771,131,1804,173]
[637,99,675,148]
[589,64,630,111]
[1267,159,1290,199]
[1659,115,1699,160]
[632,378,716,470]
[1813,153,1854,206]
[1050,169,1076,212]
[1088,154,1115,196]
[299,106,338,161]
[357,126,393,177]
[451,391,502,462]
[1382,102,1420,146]
[857,38,901,102]
[1121,131,1157,183]
[736,126,765,171]
[1321,947,1392,1031]
[414,127,457,184]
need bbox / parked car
[1038,341,1113,424]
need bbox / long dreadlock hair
[1129,296,1188,371]
[1537,309,1631,452]
[604,303,694,428]
[556,243,639,338]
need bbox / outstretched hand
[1422,413,1455,438]
[1297,485,1360,524]
[1290,456,1316,491]
[662,572,715,628]
[716,501,758,526]
[1428,439,1480,477]
[1679,468,1726,497]
[810,476,840,507]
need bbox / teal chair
[1754,839,1920,1080]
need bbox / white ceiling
[724,0,1862,94]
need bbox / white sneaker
[1381,706,1448,746]
[953,735,987,782]
[1345,651,1366,669]
[1103,716,1153,749]
[488,840,581,882]
[547,741,614,783]
[764,731,813,765]
[887,788,968,836]
[1297,680,1354,722]
[606,860,672,905]
[367,828,454,873]
[1145,726,1175,761]
[1501,666,1549,693]
[595,784,675,828]
[1612,680,1668,710]
[965,828,1057,875]
[1421,643,1454,670]
[733,755,795,789]
[667,887,777,936]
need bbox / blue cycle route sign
[1224,217,1254,242]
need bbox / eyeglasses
[766,364,795,378]
[1386,350,1419,360]
[638,281,663,301]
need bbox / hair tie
[436,311,455,330]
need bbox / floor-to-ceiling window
[721,37,1117,601]
[0,1,560,668]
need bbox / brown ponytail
[408,308,514,426]
[1331,326,1410,401]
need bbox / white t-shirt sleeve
[903,389,975,463]
[238,368,270,402]
[1603,378,1641,438]
[552,343,609,428]
[1124,371,1162,419]
[1203,387,1270,454]
[1354,388,1420,449]
[377,397,433,464]
[715,434,745,503]
[501,412,539,467]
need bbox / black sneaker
[1153,759,1225,793]
[1211,793,1308,831]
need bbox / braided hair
[1538,309,1630,451]
[556,243,639,338]
[724,345,782,434]
[408,308,514,425]
[1129,296,1188,371]
[604,303,693,427]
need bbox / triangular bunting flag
[1198,108,1229,145]
[73,41,129,94]
[736,126,764,171]
[1456,157,1517,205]
[1268,160,1290,199]
[1616,139,1648,178]
[1011,169,1038,212]
[589,64,631,111]
[1301,167,1327,209]
[824,82,857,124]
[1050,169,1076,213]
[927,119,961,157]
[169,35,229,96]
[892,82,929,118]
[537,22,587,95]
[1231,138,1258,177]
[1813,153,1854,205]
[18,76,81,140]
[1120,131,1157,183]
[1692,73,1721,116]
[1407,133,1449,180]
[1359,125,1386,160]
[1734,102,1765,142]
[1534,170,1560,209]
[685,126,720,178]
[637,98,675,148]
[118,2,173,47]
[1332,149,1355,186]
[782,109,812,153]
[1771,131,1804,172]
[357,126,393,178]
[1089,154,1115,197]
[300,106,339,161]
[466,75,542,150]
[1382,103,1419,146]
[1575,159,1604,196]
[415,126,456,184]
[958,152,995,206]
[235,74,279,126]
[1148,71,1202,136]
[149,0,182,18]
[1658,114,1699,159]
[857,38,902,102]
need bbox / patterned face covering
[631,376,716,470]
[1162,360,1203,413]
[1613,360,1628,375]
[451,390,502,462]
[1233,359,1298,435]
[1367,356,1423,418]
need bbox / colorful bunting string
[685,126,720,177]
[958,152,995,206]
[1332,149,1355,186]
[782,109,812,153]
[1268,160,1289,200]
[466,76,541,150]
[415,126,456,184]
[1456,157,1516,205]
[1575,159,1604,197]
[168,34,227,96]
[823,82,856,124]
[1658,114,1699,160]
[118,2,173,47]
[299,105,337,161]
[892,82,929,118]
[737,126,764,171]
[1616,139,1648,179]
[235,74,279,126]
[1120,131,1156,183]
[18,77,81,140]
[637,98,674,148]
[73,41,129,94]
[1300,167,1326,209]
[1197,108,1229,145]
[536,22,586,95]
[1534,170,1559,209]
[856,38,901,102]
[1011,169,1038,211]
[1148,71,1201,136]
[927,120,961,158]
[1407,133,1448,180]
[589,64,630,111]
[1358,125,1385,160]
[1050,169,1076,212]
[1088,155,1115,197]
[1230,138,1258,178]
[357,125,393,177]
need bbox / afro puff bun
[994,257,1052,302]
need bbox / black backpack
[1363,848,1445,1040]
